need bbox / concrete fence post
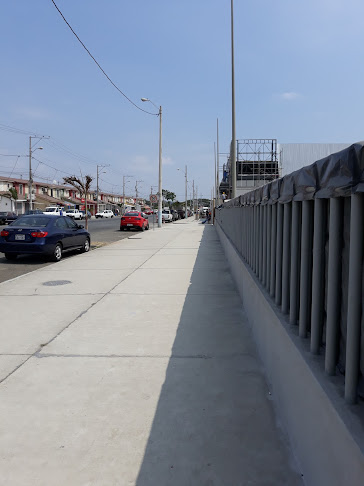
[325,197,343,375]
[345,193,364,404]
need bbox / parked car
[64,209,83,220]
[177,209,185,219]
[0,214,90,262]
[120,211,149,231]
[24,209,43,215]
[95,209,114,218]
[43,206,64,216]
[161,209,173,223]
[171,209,179,221]
[0,211,18,225]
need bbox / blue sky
[1,0,364,201]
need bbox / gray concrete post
[311,198,326,354]
[289,201,301,326]
[345,193,364,404]
[281,202,292,314]
[270,204,277,298]
[262,205,267,287]
[325,197,343,375]
[299,200,313,339]
[275,203,284,306]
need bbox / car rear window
[124,212,139,217]
[10,216,50,228]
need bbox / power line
[50,0,159,117]
[0,123,37,136]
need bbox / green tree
[162,189,176,206]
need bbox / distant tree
[63,175,93,229]
[162,189,176,206]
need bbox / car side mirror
[78,224,84,229]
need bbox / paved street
[0,219,303,486]
[0,215,155,284]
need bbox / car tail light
[0,230,9,237]
[31,231,48,238]
[135,218,141,221]
[120,217,125,221]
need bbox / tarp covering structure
[216,141,364,400]
[223,142,364,208]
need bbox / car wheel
[81,237,90,253]
[51,243,62,262]
[4,253,17,260]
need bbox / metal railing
[215,142,364,405]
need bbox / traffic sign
[150,194,158,203]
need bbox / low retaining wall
[216,221,364,486]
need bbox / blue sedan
[0,215,90,262]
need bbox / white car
[95,209,114,219]
[161,209,173,222]
[64,209,83,220]
[43,206,64,216]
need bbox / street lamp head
[38,147,43,150]
[141,98,149,102]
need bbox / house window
[19,184,23,195]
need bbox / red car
[120,211,149,231]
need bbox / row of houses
[0,176,145,214]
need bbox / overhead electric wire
[0,123,38,136]
[44,138,100,166]
[0,153,26,157]
[50,0,158,117]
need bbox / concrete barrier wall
[216,221,364,486]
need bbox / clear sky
[1,0,364,202]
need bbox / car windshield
[10,216,50,228]
[124,212,139,217]
[44,208,58,212]
[0,212,8,216]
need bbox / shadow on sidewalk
[135,226,302,486]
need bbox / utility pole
[192,180,195,216]
[96,164,109,214]
[185,165,188,219]
[135,180,143,206]
[122,175,132,214]
[96,165,100,214]
[29,137,32,211]
[231,0,237,198]
[217,118,220,202]
[29,136,46,210]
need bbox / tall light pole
[96,164,109,214]
[122,175,132,214]
[177,166,188,219]
[141,98,162,228]
[135,180,143,205]
[231,0,237,198]
[29,137,44,210]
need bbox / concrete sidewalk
[0,220,303,486]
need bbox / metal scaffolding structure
[237,139,280,186]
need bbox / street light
[231,0,237,198]
[96,164,109,214]
[141,98,162,228]
[122,175,133,214]
[177,166,188,219]
[29,137,44,210]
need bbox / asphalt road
[0,215,155,284]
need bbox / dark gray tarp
[224,141,364,206]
